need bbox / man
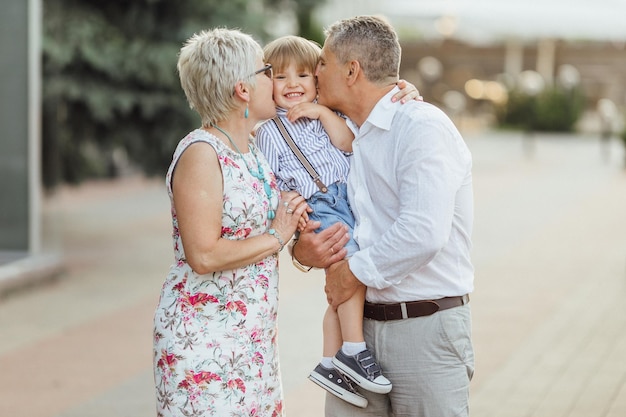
[291,15,475,417]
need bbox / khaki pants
[325,304,474,417]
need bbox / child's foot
[308,363,368,408]
[332,348,392,394]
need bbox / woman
[153,28,307,417]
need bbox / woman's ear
[234,81,250,102]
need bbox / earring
[244,104,249,119]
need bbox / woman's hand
[271,191,308,245]
[392,79,423,103]
[280,191,310,231]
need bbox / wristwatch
[289,239,313,272]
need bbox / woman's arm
[172,142,307,274]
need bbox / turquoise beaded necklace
[210,123,276,220]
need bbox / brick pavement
[0,132,624,417]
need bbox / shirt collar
[363,86,401,132]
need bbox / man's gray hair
[177,28,263,127]
[324,15,401,84]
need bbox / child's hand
[393,79,423,103]
[286,102,326,122]
[298,217,308,232]
[297,204,312,231]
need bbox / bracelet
[290,239,313,272]
[267,229,284,252]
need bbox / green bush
[495,89,535,130]
[496,86,585,132]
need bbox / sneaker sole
[308,371,368,408]
[332,358,393,394]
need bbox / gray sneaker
[308,363,368,408]
[332,349,392,394]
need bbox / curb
[0,252,65,298]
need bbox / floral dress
[153,129,282,417]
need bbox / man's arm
[292,224,365,309]
[348,110,469,290]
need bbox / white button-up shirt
[347,87,474,303]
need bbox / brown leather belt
[364,294,469,321]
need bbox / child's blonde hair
[263,35,321,74]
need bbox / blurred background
[3,0,626,194]
[1,1,625,416]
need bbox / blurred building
[0,0,62,295]
[314,0,626,132]
[399,39,626,129]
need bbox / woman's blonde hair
[263,35,321,74]
[177,28,264,127]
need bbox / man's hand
[293,221,350,269]
[325,259,365,309]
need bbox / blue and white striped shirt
[255,107,351,199]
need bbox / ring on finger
[286,208,293,214]
[283,201,289,207]
[330,247,334,254]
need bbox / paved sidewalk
[0,131,625,417]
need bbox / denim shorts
[307,182,359,257]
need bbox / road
[0,130,625,417]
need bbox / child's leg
[322,304,343,358]
[337,284,366,343]
[331,284,392,394]
[321,282,365,364]
[311,301,369,409]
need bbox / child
[256,36,391,407]
[256,35,404,408]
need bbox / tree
[42,0,328,188]
[42,0,268,188]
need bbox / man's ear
[346,60,360,86]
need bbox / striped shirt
[255,107,351,200]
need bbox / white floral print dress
[153,129,283,417]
